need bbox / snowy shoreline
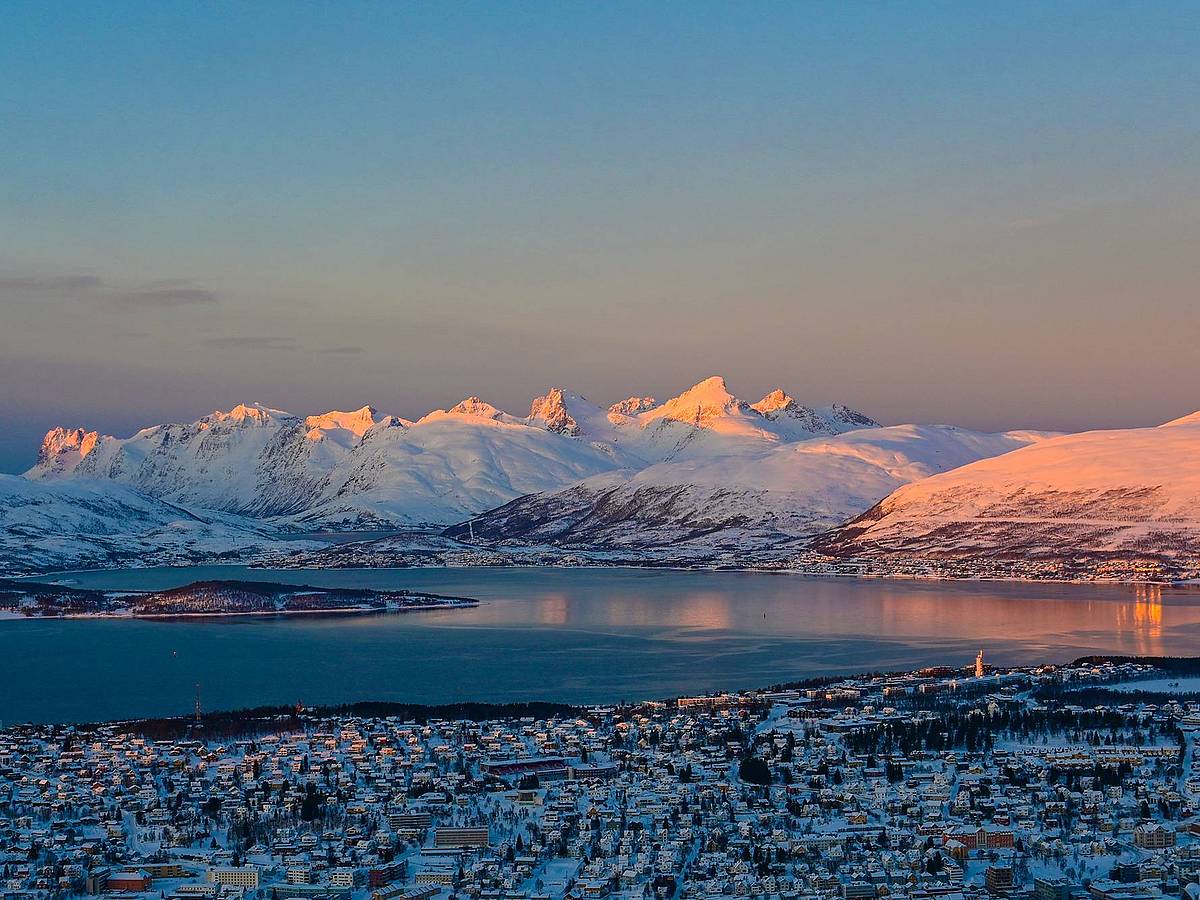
[11,559,1194,589]
[0,599,477,621]
[0,577,481,620]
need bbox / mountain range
[26,376,882,528]
[7,375,1200,580]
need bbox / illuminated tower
[975,650,984,678]
[188,682,205,734]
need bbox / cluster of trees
[737,757,771,785]
[118,699,586,741]
[1038,683,1200,709]
[843,703,1174,755]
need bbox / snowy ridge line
[11,381,1200,581]
[24,376,881,530]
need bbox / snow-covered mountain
[299,400,631,527]
[444,425,1048,554]
[518,378,878,463]
[32,403,364,517]
[27,377,879,528]
[814,413,1200,579]
[596,376,880,461]
[0,474,289,575]
[28,400,616,526]
[17,380,1199,579]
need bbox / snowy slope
[28,377,878,528]
[296,406,633,527]
[29,403,355,518]
[814,414,1200,579]
[444,425,1047,552]
[522,378,878,463]
[27,400,616,526]
[602,376,880,461]
[0,475,289,575]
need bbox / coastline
[0,599,478,621]
[10,652,1200,734]
[0,576,482,619]
[17,558,1195,588]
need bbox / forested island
[0,578,478,618]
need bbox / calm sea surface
[4,566,1198,725]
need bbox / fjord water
[4,567,1198,725]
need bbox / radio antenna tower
[194,682,203,725]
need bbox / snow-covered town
[5,657,1200,900]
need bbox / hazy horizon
[4,2,1199,472]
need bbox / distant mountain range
[7,375,1200,580]
[26,376,882,528]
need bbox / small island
[0,578,478,619]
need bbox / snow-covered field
[1105,677,1200,694]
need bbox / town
[4,656,1200,900]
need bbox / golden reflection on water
[1113,584,1164,654]
[532,593,569,626]
[524,590,735,630]
[419,574,1200,658]
[858,583,1184,656]
[602,591,735,630]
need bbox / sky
[2,2,1199,472]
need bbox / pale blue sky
[2,2,1198,470]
